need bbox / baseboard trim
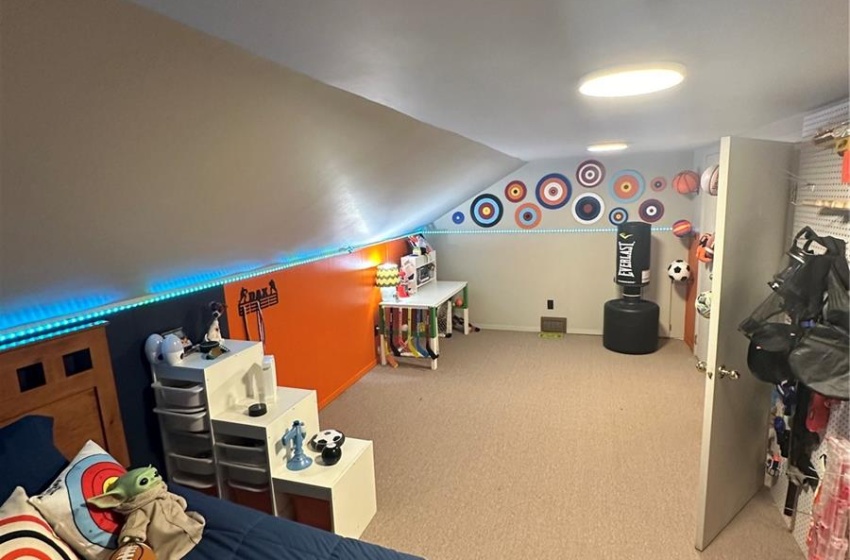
[476,323,603,336]
[318,359,377,410]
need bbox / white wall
[0,0,520,330]
[430,151,699,337]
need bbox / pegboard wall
[775,98,850,556]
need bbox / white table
[271,438,376,538]
[378,280,468,370]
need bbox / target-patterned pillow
[29,441,126,560]
[0,486,80,559]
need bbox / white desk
[378,280,468,369]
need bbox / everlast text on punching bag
[604,222,660,354]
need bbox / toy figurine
[282,420,312,471]
[204,302,225,343]
[87,466,205,559]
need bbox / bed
[0,324,422,560]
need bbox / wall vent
[540,316,567,334]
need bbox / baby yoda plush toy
[87,466,205,560]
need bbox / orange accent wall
[223,239,408,409]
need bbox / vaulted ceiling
[132,0,849,160]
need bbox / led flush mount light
[587,142,629,153]
[579,63,686,98]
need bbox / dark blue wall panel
[105,288,228,469]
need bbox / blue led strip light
[426,227,674,235]
[0,233,420,345]
[0,321,109,353]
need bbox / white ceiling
[131,0,848,160]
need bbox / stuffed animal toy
[87,466,205,560]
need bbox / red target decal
[609,169,646,203]
[638,199,665,223]
[514,203,542,229]
[576,160,606,188]
[650,176,667,192]
[535,173,572,209]
[504,180,527,203]
[66,455,125,547]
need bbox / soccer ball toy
[696,291,712,318]
[667,260,691,282]
[309,429,346,452]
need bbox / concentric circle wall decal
[650,176,667,192]
[515,202,542,229]
[576,159,606,188]
[470,194,504,228]
[608,207,628,225]
[571,193,605,224]
[535,173,572,209]
[609,169,646,203]
[638,199,665,223]
[452,211,465,225]
[504,180,527,203]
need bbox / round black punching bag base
[603,298,660,355]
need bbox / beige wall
[0,0,520,325]
[431,152,697,337]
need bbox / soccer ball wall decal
[667,259,691,282]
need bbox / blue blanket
[174,486,422,560]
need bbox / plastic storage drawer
[154,408,209,433]
[215,441,265,467]
[169,453,215,476]
[152,381,205,409]
[220,462,269,486]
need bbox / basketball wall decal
[470,194,504,228]
[672,219,693,237]
[576,160,606,188]
[672,170,700,194]
[650,177,667,192]
[504,180,527,203]
[452,211,465,225]
[571,193,605,225]
[638,199,665,223]
[515,203,542,229]
[535,173,572,209]
[608,207,628,225]
[609,169,646,203]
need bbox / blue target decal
[452,211,465,225]
[535,173,572,209]
[470,194,504,228]
[571,193,605,225]
[608,207,628,225]
[66,453,125,548]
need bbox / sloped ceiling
[130,0,849,160]
[0,0,521,327]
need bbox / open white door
[695,137,797,550]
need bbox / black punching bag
[615,222,651,296]
[604,222,659,354]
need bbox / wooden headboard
[0,324,130,465]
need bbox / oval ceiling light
[587,142,628,153]
[579,63,686,98]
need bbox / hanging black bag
[787,324,848,399]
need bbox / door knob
[717,365,740,380]
[695,360,712,379]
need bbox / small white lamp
[376,263,400,302]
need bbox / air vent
[540,316,567,334]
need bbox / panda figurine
[309,429,346,466]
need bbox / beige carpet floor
[320,331,803,559]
